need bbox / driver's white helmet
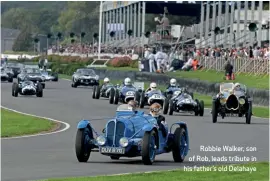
[104,77,110,83]
[150,82,157,90]
[234,83,241,89]
[170,78,177,86]
[124,77,131,85]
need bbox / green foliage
[1,1,198,45]
[12,27,33,52]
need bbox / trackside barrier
[87,59,110,68]
[198,57,269,75]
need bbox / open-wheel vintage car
[109,82,144,105]
[163,91,204,116]
[139,89,166,108]
[75,104,189,165]
[92,83,116,99]
[212,83,252,124]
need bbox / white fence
[199,57,269,75]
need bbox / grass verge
[1,108,58,137]
[44,162,269,181]
[97,67,269,90]
[60,74,269,118]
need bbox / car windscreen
[78,69,95,75]
[24,68,41,74]
[148,90,162,95]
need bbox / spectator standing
[149,48,156,73]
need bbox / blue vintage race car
[75,104,189,165]
[139,89,166,108]
[110,82,144,104]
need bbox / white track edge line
[1,106,71,140]
[61,78,268,120]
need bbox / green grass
[1,108,57,137]
[60,74,269,118]
[98,67,269,90]
[43,162,269,181]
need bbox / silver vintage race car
[12,79,43,97]
[40,69,58,82]
[1,67,13,82]
[71,68,99,88]
[17,67,46,88]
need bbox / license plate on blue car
[100,147,125,154]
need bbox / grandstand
[99,1,269,49]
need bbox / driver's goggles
[150,107,161,112]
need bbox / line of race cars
[75,74,253,165]
[1,63,254,165]
[1,62,58,98]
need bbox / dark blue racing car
[75,104,190,165]
[110,82,144,104]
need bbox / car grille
[106,120,125,147]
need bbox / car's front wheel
[172,127,188,162]
[75,127,93,162]
[141,130,156,165]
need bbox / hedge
[34,55,139,75]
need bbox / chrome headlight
[219,98,226,105]
[96,135,106,146]
[119,137,129,147]
[239,98,245,105]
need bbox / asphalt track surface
[1,80,269,181]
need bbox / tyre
[42,83,45,89]
[36,83,43,97]
[135,91,141,103]
[109,88,115,104]
[168,100,174,115]
[92,86,97,99]
[163,98,169,114]
[245,102,252,124]
[72,78,77,88]
[114,89,119,104]
[110,156,120,160]
[75,127,93,162]
[212,101,218,123]
[95,86,101,99]
[139,92,145,108]
[199,100,204,116]
[172,127,188,162]
[194,99,199,116]
[12,82,19,97]
[141,130,156,165]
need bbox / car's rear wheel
[142,130,156,165]
[92,86,97,99]
[168,100,174,115]
[36,83,43,97]
[114,90,119,104]
[163,98,169,114]
[172,127,188,162]
[245,102,252,124]
[139,92,145,108]
[212,101,218,123]
[109,88,115,104]
[12,82,19,97]
[75,127,93,162]
[95,86,101,99]
[199,100,204,116]
[194,99,199,116]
